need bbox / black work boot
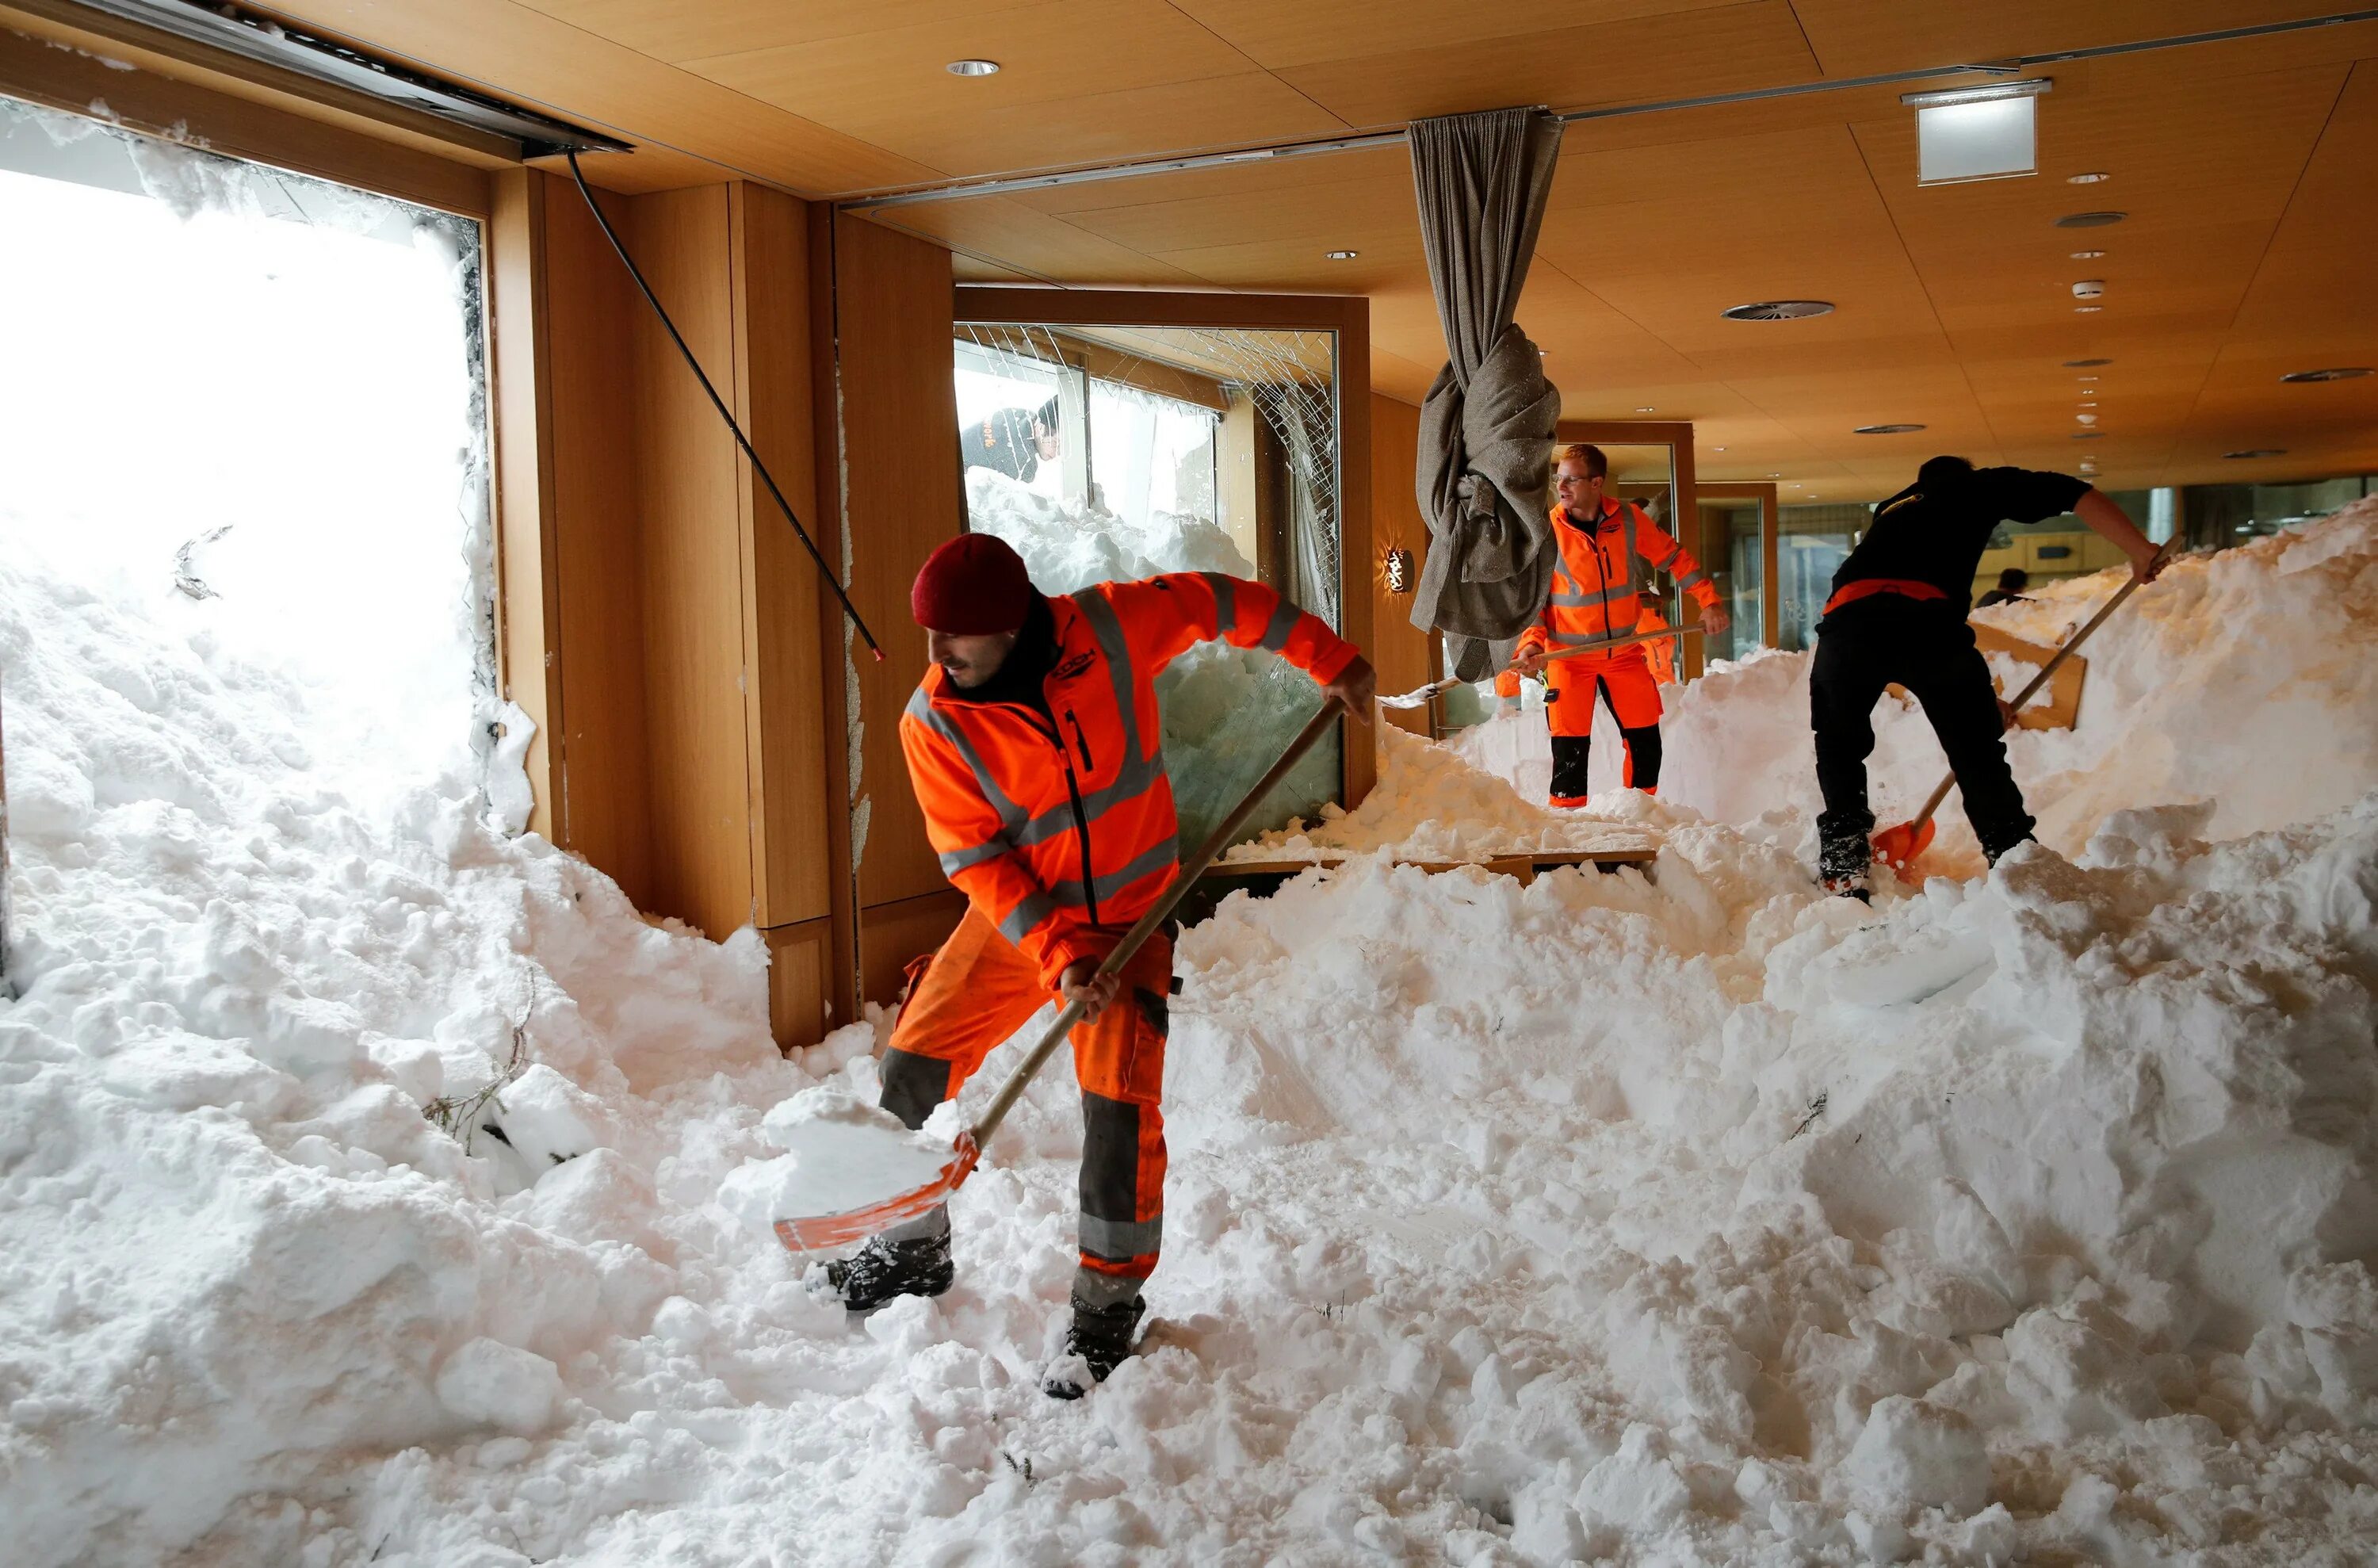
[825,1227,953,1311]
[1042,1294,1145,1399]
[1819,828,1873,903]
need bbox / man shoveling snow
[828,534,1373,1397]
[1810,457,2163,898]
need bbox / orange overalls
[888,572,1355,1302]
[1516,500,1717,805]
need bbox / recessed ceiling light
[1636,406,1657,413]
[2075,413,2098,425]
[1853,423,1927,434]
[1325,249,1358,260]
[2071,431,2102,439]
[946,58,1000,76]
[2223,448,2287,459]
[2064,358,2112,367]
[2280,366,2371,383]
[2055,211,2127,228]
[1767,472,1783,478]
[1722,300,1834,321]
[2070,249,2105,260]
[2074,305,2102,313]
[2066,171,2111,184]
[1712,446,1727,452]
[2076,374,2100,382]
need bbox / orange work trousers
[878,907,1172,1298]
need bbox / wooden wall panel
[488,171,564,841]
[625,186,756,940]
[861,892,968,1008]
[1367,393,1436,739]
[765,917,833,1046]
[543,176,655,910]
[834,214,962,920]
[728,184,832,935]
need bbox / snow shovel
[1872,544,2173,874]
[1378,624,1699,709]
[775,701,1347,1252]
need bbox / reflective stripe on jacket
[901,572,1357,988]
[1516,500,1719,660]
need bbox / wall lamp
[1902,78,2053,185]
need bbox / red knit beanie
[912,533,1034,633]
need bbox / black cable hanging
[564,149,883,662]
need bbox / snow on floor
[6,505,2378,1564]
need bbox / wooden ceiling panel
[1519,262,1710,385]
[1168,0,1743,71]
[1787,0,2365,80]
[245,2,2378,501]
[1144,232,1429,293]
[1273,1,1820,128]
[514,0,1049,67]
[1011,145,1413,217]
[866,200,1208,287]
[799,73,1351,179]
[1546,120,1881,213]
[680,1,1279,122]
[251,0,940,192]
[1058,170,1414,251]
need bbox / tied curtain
[1406,107,1566,682]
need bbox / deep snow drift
[5,503,2378,1563]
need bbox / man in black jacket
[1811,458,2162,897]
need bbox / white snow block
[486,1064,614,1168]
[434,1337,564,1436]
[1574,1424,1692,1532]
[1843,1395,1990,1519]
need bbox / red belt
[1822,577,1948,618]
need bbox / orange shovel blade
[773,1133,982,1253]
[1872,817,1936,875]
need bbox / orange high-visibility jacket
[1516,499,1719,660]
[902,572,1356,989]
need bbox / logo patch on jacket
[1053,652,1095,680]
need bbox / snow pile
[965,466,1251,591]
[1228,724,1664,862]
[0,549,821,1564]
[5,426,2377,1562]
[966,465,1340,845]
[717,1088,959,1235]
[1157,797,2378,1562]
[1469,499,2378,874]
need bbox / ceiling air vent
[2063,357,2113,367]
[2280,367,2370,383]
[2055,211,2127,228]
[1721,300,1834,321]
[2223,448,2288,459]
[1853,423,1926,434]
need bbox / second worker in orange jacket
[1513,443,1727,805]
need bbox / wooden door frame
[953,285,1377,807]
[1693,482,1782,652]
[1554,419,1701,676]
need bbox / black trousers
[1810,597,2033,861]
[1547,678,1664,801]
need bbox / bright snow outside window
[0,95,494,829]
[950,323,1343,847]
